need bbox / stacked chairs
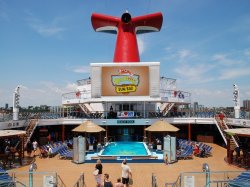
[197,142,213,156]
[177,139,213,158]
[0,167,14,187]
[58,145,73,159]
[177,145,193,160]
[41,141,73,159]
[229,171,250,187]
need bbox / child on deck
[164,153,169,165]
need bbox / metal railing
[165,170,248,187]
[152,173,158,187]
[0,171,59,187]
[61,89,192,104]
[57,174,67,187]
[5,108,250,122]
[73,173,85,187]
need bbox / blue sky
[0,0,250,107]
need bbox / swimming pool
[99,142,151,156]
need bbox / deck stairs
[161,103,175,116]
[23,118,38,147]
[214,114,239,149]
[78,103,94,117]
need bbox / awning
[0,130,26,138]
[224,128,250,137]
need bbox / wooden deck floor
[10,143,246,187]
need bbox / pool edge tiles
[98,142,152,157]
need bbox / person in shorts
[95,159,103,187]
[32,140,38,156]
[121,159,132,187]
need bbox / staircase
[161,103,175,116]
[78,103,94,117]
[23,118,38,147]
[214,114,239,148]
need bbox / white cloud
[164,47,172,51]
[178,49,191,60]
[137,36,145,55]
[219,67,250,80]
[26,13,65,38]
[166,48,198,63]
[244,48,250,57]
[68,66,90,73]
[65,83,78,91]
[212,54,243,66]
[189,88,233,107]
[174,63,215,83]
[8,81,78,107]
[31,24,65,37]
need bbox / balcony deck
[10,143,246,187]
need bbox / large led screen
[102,66,149,96]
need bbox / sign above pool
[102,66,149,96]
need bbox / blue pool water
[100,142,150,156]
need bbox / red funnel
[91,12,163,63]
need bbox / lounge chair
[177,146,193,160]
[228,171,250,187]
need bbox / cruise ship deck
[8,143,246,187]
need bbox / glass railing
[61,89,191,104]
[165,170,250,187]
[3,108,249,122]
[0,171,61,187]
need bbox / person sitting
[199,147,206,158]
[194,144,200,156]
[235,147,241,163]
[103,173,113,187]
[26,140,33,157]
[47,146,53,158]
[39,147,48,158]
[114,178,123,187]
[4,144,10,156]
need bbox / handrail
[214,118,227,145]
[215,114,239,148]
[165,170,247,187]
[14,180,27,186]
[223,118,240,147]
[12,109,250,120]
[165,174,181,187]
[57,174,67,187]
[73,173,85,187]
[152,173,158,187]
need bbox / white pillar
[13,85,21,121]
[233,84,240,119]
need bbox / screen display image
[102,66,149,96]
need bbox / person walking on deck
[121,159,132,187]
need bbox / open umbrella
[72,120,105,133]
[145,119,179,132]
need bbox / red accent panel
[133,12,163,32]
[91,12,163,63]
[91,13,119,32]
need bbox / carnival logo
[111,68,139,94]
